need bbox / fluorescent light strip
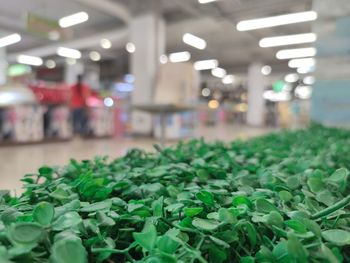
[276,47,316,59]
[194,59,218,70]
[59,12,89,28]
[17,55,43,66]
[198,0,217,3]
[169,51,191,63]
[211,67,226,78]
[288,58,315,68]
[0,33,21,48]
[237,11,317,31]
[57,47,81,59]
[259,33,317,48]
[183,33,207,50]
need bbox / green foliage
[1,125,350,262]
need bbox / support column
[0,48,7,85]
[311,0,350,127]
[64,61,84,85]
[130,0,165,134]
[246,62,265,126]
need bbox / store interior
[1,0,350,262]
[1,0,349,192]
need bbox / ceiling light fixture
[194,59,218,70]
[126,42,136,53]
[169,51,191,63]
[45,60,56,69]
[211,67,226,78]
[288,57,315,68]
[236,11,317,31]
[17,55,43,66]
[100,39,112,49]
[198,0,218,4]
[276,47,316,59]
[183,33,207,50]
[284,73,299,83]
[297,66,315,74]
[57,47,81,59]
[59,12,89,28]
[89,51,101,61]
[0,33,21,48]
[303,75,315,85]
[261,65,272,75]
[159,55,168,64]
[222,74,235,84]
[259,33,317,47]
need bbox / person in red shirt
[70,75,90,135]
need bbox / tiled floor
[0,124,277,194]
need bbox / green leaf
[8,222,43,245]
[33,202,55,226]
[287,233,308,263]
[51,235,87,263]
[218,208,237,224]
[255,198,278,213]
[80,199,112,212]
[195,190,215,206]
[278,190,293,202]
[52,212,82,231]
[232,195,252,208]
[192,218,219,231]
[133,224,157,251]
[157,235,179,254]
[184,207,203,217]
[322,229,350,246]
[285,219,307,233]
[209,245,227,263]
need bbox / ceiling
[0,0,315,75]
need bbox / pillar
[311,0,350,127]
[64,61,84,85]
[246,62,266,126]
[0,48,7,85]
[130,0,165,134]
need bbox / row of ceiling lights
[0,11,112,68]
[199,0,318,76]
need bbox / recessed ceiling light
[0,33,21,48]
[194,59,218,70]
[276,47,316,59]
[211,67,226,78]
[89,51,101,61]
[284,73,299,83]
[288,58,315,68]
[259,33,317,47]
[45,60,56,69]
[222,75,235,84]
[183,33,207,50]
[100,39,112,49]
[236,11,317,31]
[198,0,218,4]
[169,51,191,63]
[261,65,272,75]
[159,55,168,64]
[126,42,136,53]
[57,47,81,59]
[59,12,89,28]
[17,55,43,66]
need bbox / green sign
[26,13,66,40]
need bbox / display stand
[133,104,194,146]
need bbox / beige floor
[0,124,277,194]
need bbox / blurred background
[0,0,349,192]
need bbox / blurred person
[70,75,90,135]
